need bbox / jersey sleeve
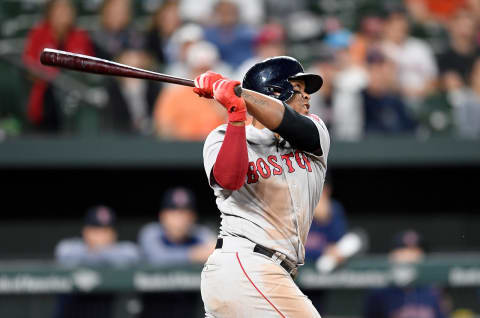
[202,124,228,190]
[306,113,331,160]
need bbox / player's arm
[195,73,249,191]
[240,88,323,155]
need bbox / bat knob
[40,49,55,66]
[234,85,242,97]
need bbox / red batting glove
[213,79,246,122]
[193,71,224,98]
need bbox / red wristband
[228,109,247,122]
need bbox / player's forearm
[240,88,285,130]
[213,123,248,190]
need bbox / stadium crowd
[3,0,479,139]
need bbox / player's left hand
[213,79,246,122]
[193,71,224,98]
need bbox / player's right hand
[193,71,224,99]
[213,79,247,122]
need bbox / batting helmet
[242,56,323,102]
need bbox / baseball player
[193,56,330,317]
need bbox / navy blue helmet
[242,56,323,102]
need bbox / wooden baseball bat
[40,48,195,87]
[40,48,243,96]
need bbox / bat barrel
[40,48,195,87]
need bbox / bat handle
[234,85,242,97]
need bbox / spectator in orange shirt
[349,12,384,67]
[153,41,230,140]
[23,0,94,132]
[405,0,467,23]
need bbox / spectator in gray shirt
[138,187,216,266]
[138,187,216,318]
[54,205,139,318]
[55,205,139,267]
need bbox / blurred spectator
[305,177,365,314]
[138,187,216,266]
[137,187,216,318]
[204,0,256,69]
[263,0,309,24]
[437,9,480,90]
[234,23,287,81]
[349,12,385,66]
[153,41,229,140]
[405,0,467,24]
[54,205,139,318]
[448,58,480,138]
[322,23,368,140]
[91,0,144,60]
[23,0,94,132]
[103,49,161,134]
[381,6,438,112]
[178,0,265,27]
[362,49,417,135]
[306,177,366,272]
[145,0,181,65]
[55,205,139,266]
[163,23,205,78]
[323,16,354,52]
[305,179,348,264]
[403,0,449,54]
[364,230,448,318]
[308,48,339,130]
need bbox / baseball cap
[254,23,285,47]
[161,187,197,211]
[84,205,116,227]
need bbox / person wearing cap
[363,229,448,318]
[137,187,216,318]
[53,205,139,318]
[138,187,216,266]
[361,48,417,135]
[55,205,140,266]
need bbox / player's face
[287,79,310,115]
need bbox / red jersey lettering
[281,152,295,173]
[294,150,306,169]
[267,155,283,175]
[246,162,259,184]
[301,152,312,172]
[256,158,271,178]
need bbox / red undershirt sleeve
[212,123,249,190]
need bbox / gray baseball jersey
[203,113,330,265]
